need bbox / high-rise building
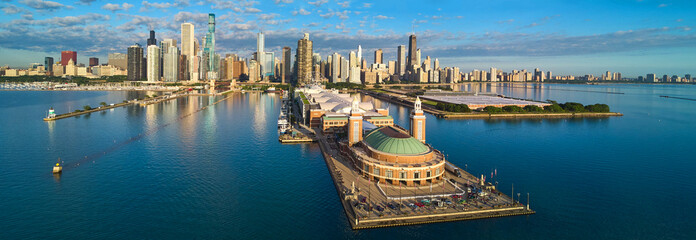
[147,30,157,46]
[89,57,99,67]
[44,57,53,73]
[397,45,406,76]
[490,67,497,82]
[61,51,77,66]
[375,49,383,64]
[647,73,656,82]
[408,34,417,71]
[203,14,217,80]
[331,52,340,83]
[146,45,161,82]
[108,53,127,70]
[282,47,291,83]
[357,45,362,66]
[296,33,313,85]
[341,59,349,82]
[163,46,178,82]
[181,23,195,57]
[415,49,421,66]
[127,44,144,81]
[262,52,274,80]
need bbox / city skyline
[0,0,695,76]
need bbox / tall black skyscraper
[407,34,417,71]
[127,44,144,81]
[147,30,157,46]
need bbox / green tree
[523,105,543,112]
[561,102,586,112]
[585,104,610,112]
[502,105,524,113]
[100,102,107,107]
[544,104,564,113]
[83,105,92,111]
[483,106,503,113]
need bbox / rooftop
[363,126,429,155]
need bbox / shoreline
[361,90,623,119]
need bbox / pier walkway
[315,130,534,230]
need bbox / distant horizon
[1,0,694,77]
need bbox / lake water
[1,83,695,239]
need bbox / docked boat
[266,87,282,93]
[278,112,290,134]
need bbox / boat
[278,112,290,134]
[266,87,282,93]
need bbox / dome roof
[363,126,429,155]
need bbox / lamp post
[527,192,530,210]
[517,193,521,206]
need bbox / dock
[43,101,133,121]
[315,130,534,230]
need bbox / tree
[83,105,92,111]
[502,105,524,113]
[544,104,564,113]
[483,106,503,113]
[100,102,107,107]
[585,104,610,112]
[560,102,585,112]
[523,105,543,112]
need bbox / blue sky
[0,0,694,77]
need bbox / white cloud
[308,0,328,7]
[337,1,349,8]
[658,3,668,7]
[245,7,261,13]
[274,0,293,3]
[19,0,69,11]
[102,3,134,12]
[2,4,25,14]
[292,8,310,16]
[374,15,393,20]
[362,3,371,8]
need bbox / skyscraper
[282,47,291,83]
[163,46,178,82]
[357,45,362,66]
[127,44,144,81]
[147,30,157,46]
[490,67,497,82]
[408,34,417,71]
[331,52,340,83]
[203,14,217,80]
[181,23,195,57]
[375,49,383,64]
[89,57,99,67]
[146,44,161,82]
[44,57,53,73]
[296,33,313,85]
[61,51,77,66]
[397,45,406,76]
[108,53,127,70]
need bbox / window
[426,170,431,178]
[353,121,360,141]
[373,168,380,176]
[400,171,406,179]
[414,171,420,179]
[364,165,369,173]
[435,168,440,176]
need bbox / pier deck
[315,131,534,230]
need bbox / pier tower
[348,96,363,146]
[410,97,426,143]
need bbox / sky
[0,0,694,77]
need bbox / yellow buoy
[52,160,62,174]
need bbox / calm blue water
[1,84,695,239]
